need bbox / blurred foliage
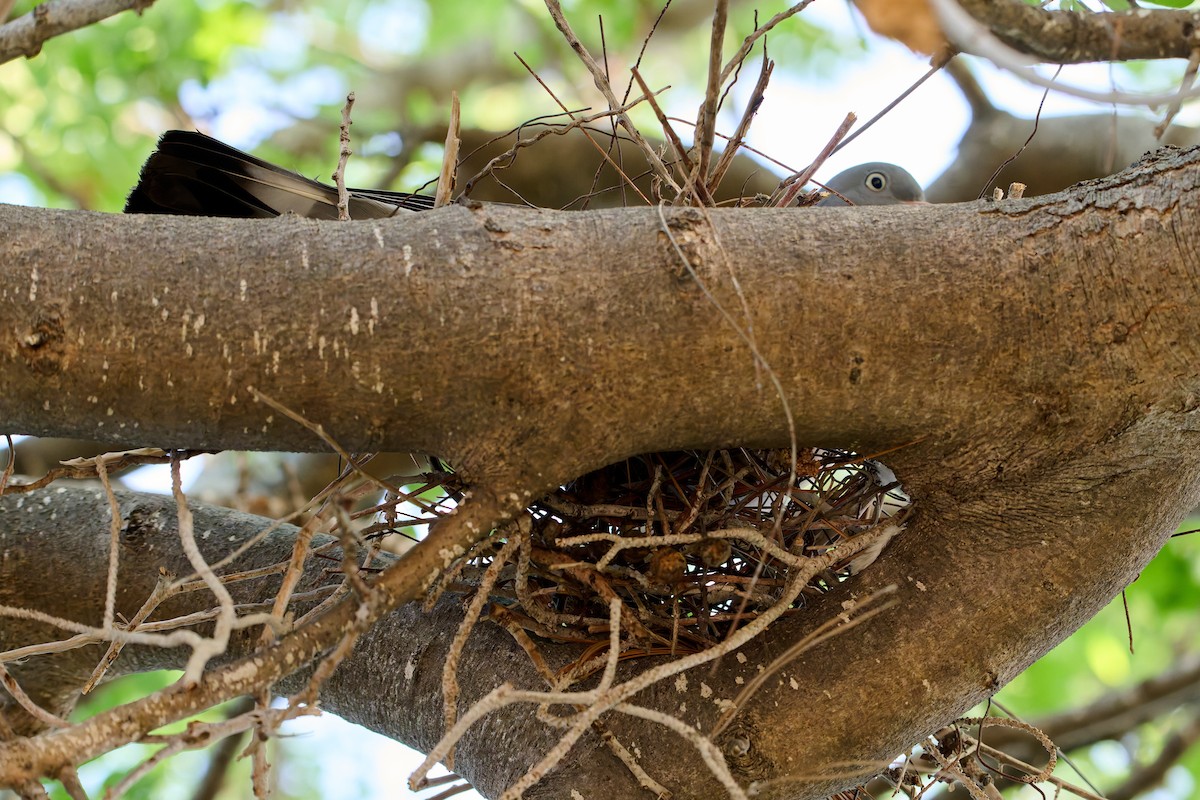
[990,520,1200,797]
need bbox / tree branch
[955,0,1200,64]
[0,0,158,65]
[5,147,1200,798]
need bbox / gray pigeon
[816,162,925,206]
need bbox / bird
[124,130,435,219]
[125,130,924,216]
[816,162,925,206]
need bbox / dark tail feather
[124,130,435,219]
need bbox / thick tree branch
[0,0,157,65]
[958,0,1200,64]
[4,147,1200,798]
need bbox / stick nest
[397,447,909,652]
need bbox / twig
[0,447,207,495]
[172,453,236,685]
[94,458,122,632]
[247,387,401,497]
[711,584,899,736]
[0,434,13,495]
[630,67,709,204]
[708,56,773,195]
[773,112,856,208]
[969,739,1106,800]
[830,52,951,158]
[412,521,899,797]
[83,571,174,693]
[435,92,460,207]
[255,504,333,653]
[0,663,71,728]
[1156,44,1200,138]
[620,702,747,800]
[514,52,654,205]
[334,92,356,221]
[691,0,729,192]
[188,696,254,800]
[55,766,88,800]
[542,0,681,197]
[718,0,817,86]
[441,526,526,767]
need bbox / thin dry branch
[513,52,655,205]
[691,0,728,192]
[773,112,856,207]
[0,664,70,729]
[412,521,901,799]
[630,67,711,205]
[333,92,356,221]
[718,0,817,86]
[542,0,681,198]
[708,57,772,196]
[0,483,530,786]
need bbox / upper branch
[0,0,157,65]
[959,0,1200,64]
[4,147,1200,493]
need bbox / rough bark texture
[3,145,1200,798]
[958,0,1200,63]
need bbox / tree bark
[3,145,1200,798]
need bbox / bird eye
[865,171,888,192]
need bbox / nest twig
[387,447,909,653]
